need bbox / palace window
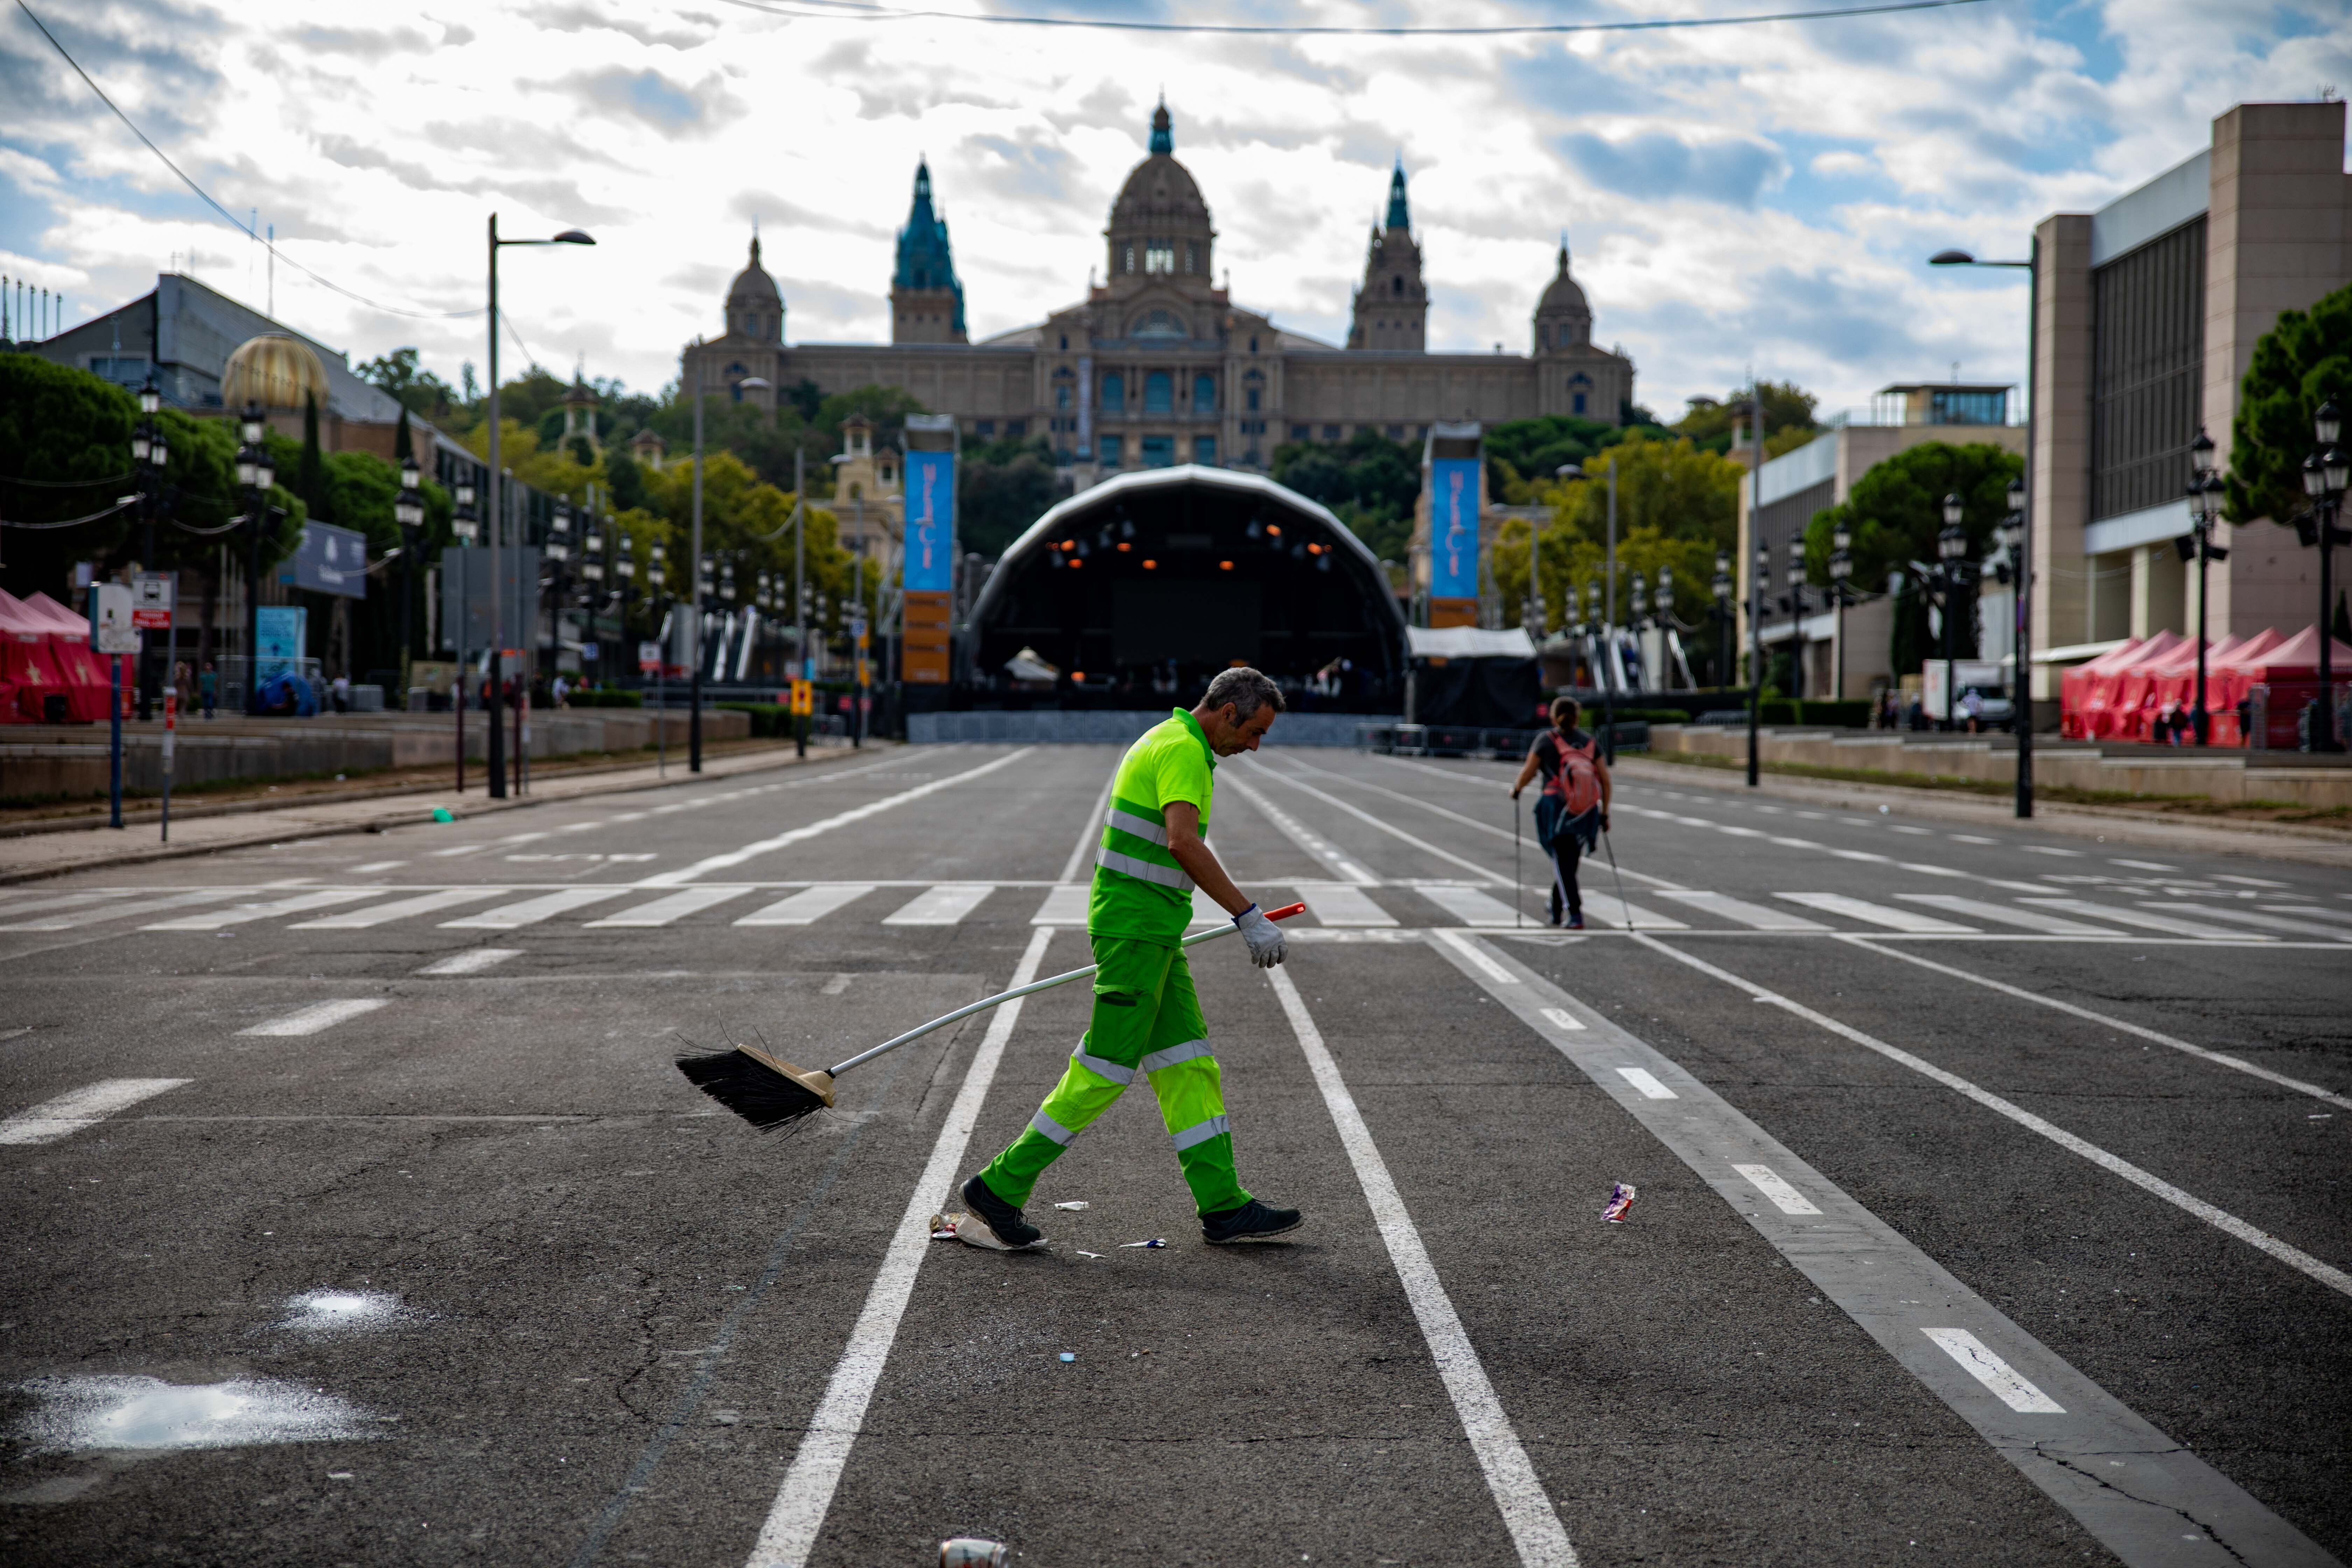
[1098,435,1123,467]
[1056,385,1071,410]
[1122,244,1136,274]
[1322,425,1341,441]
[1392,276,1404,296]
[1246,387,1261,413]
[976,420,995,437]
[1193,435,1216,465]
[1145,241,1175,274]
[1141,435,1176,467]
[1573,393,1587,414]
[1192,374,1215,413]
[1185,242,1198,274]
[1144,371,1174,414]
[1058,334,1069,351]
[1290,423,1310,440]
[1101,372,1125,413]
[1006,420,1026,438]
[1249,336,1259,354]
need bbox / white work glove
[1233,903,1288,969]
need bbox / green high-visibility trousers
[980,934,1248,1216]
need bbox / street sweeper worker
[1511,696,1610,929]
[959,667,1305,1250]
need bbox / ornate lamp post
[233,400,274,716]
[545,501,573,694]
[449,478,478,791]
[1934,492,1970,731]
[1748,538,1769,784]
[581,512,606,681]
[393,455,425,695]
[2180,429,2230,745]
[2290,399,2347,751]
[1711,550,1733,689]
[1828,524,1853,700]
[131,376,170,719]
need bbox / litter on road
[1052,1200,1089,1210]
[1600,1182,1637,1223]
[1058,1352,1076,1362]
[1121,1238,1168,1249]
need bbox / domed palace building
[681,102,1634,485]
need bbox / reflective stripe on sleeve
[1170,1113,1231,1152]
[1029,1109,1077,1147]
[1106,808,1170,846]
[1094,845,1193,890]
[1070,1043,1136,1086]
[1139,1039,1214,1074]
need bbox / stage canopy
[964,465,1408,707]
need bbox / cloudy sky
[3,0,2344,423]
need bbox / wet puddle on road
[276,1288,402,1336]
[12,1375,376,1453]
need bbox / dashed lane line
[743,926,1058,1568]
[0,889,242,931]
[737,886,876,926]
[1243,759,1508,887]
[293,888,510,929]
[144,888,383,930]
[1267,967,1581,1568]
[1839,938,2352,1113]
[584,887,752,929]
[647,749,1034,886]
[237,999,390,1037]
[1058,765,1119,885]
[0,1078,190,1146]
[1424,931,2338,1568]
[1634,934,2352,1302]
[416,948,521,976]
[1219,771,1378,884]
[2146,904,2352,941]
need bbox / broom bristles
[676,1044,833,1133]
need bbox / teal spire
[1149,98,1172,155]
[1386,158,1410,232]
[893,158,965,335]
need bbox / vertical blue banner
[1429,457,1480,599]
[903,451,955,592]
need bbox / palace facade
[681,102,1635,486]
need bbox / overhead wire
[12,0,482,322]
[707,0,1993,36]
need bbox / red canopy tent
[19,590,113,722]
[0,589,69,723]
[2106,631,2192,741]
[2073,633,2183,740]
[2138,635,2247,742]
[2060,637,2142,738]
[2235,625,2352,749]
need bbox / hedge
[567,688,644,708]
[716,701,789,737]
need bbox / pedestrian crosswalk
[6,878,2341,943]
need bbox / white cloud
[0,0,2334,419]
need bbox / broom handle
[824,901,1308,1076]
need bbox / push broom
[678,902,1309,1132]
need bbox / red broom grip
[1265,901,1307,920]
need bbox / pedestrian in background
[1511,696,1610,929]
[198,662,217,719]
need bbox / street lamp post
[1748,538,1767,785]
[234,400,274,716]
[647,540,670,774]
[2182,430,2230,745]
[484,215,594,798]
[394,455,425,701]
[1935,492,1969,732]
[2294,398,2348,751]
[1930,243,2038,813]
[132,376,167,720]
[1712,550,1733,690]
[1828,523,1853,701]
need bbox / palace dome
[1538,243,1590,318]
[221,333,328,411]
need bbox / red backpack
[1543,732,1604,817]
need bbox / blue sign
[1429,457,1481,599]
[903,450,955,592]
[283,522,369,598]
[255,605,307,676]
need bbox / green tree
[2224,280,2352,526]
[1673,380,1818,456]
[1801,441,2022,597]
[1272,429,1420,562]
[358,347,458,418]
[958,434,1069,557]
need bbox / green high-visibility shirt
[1089,708,1216,944]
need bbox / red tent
[19,590,113,722]
[2060,637,2141,738]
[2236,626,2352,749]
[0,590,69,723]
[2081,632,2182,740]
[2138,635,2247,742]
[2202,629,2284,746]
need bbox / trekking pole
[1513,790,1523,928]
[1600,816,1631,928]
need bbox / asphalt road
[2,740,2346,1567]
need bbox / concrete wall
[1,709,742,802]
[908,709,1378,746]
[1645,723,2352,808]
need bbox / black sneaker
[957,1173,1045,1251]
[1201,1199,1304,1245]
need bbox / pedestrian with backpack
[1510,696,1611,929]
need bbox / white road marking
[735,886,875,926]
[1654,891,1828,930]
[1616,1066,1676,1099]
[1268,967,1581,1567]
[1292,881,1397,926]
[416,948,520,976]
[882,884,995,926]
[586,887,751,928]
[647,749,1033,885]
[1031,884,1090,925]
[2109,859,2176,871]
[1841,938,2352,1112]
[293,889,509,929]
[1247,761,1506,885]
[0,1079,190,1145]
[2022,845,2083,857]
[1220,773,1379,883]
[237,999,388,1037]
[1434,928,1519,984]
[0,891,136,920]
[1639,936,2352,1301]
[0,889,242,930]
[1777,893,1976,933]
[1890,825,1933,835]
[430,831,550,860]
[441,888,630,929]
[2260,903,2352,926]
[2145,904,2352,941]
[744,927,1056,1568]
[1540,1007,1585,1031]
[1418,886,1521,927]
[1949,834,1996,844]
[1921,1329,2066,1414]
[145,889,383,930]
[1895,895,2121,936]
[1733,1163,1821,1214]
[1059,766,1119,884]
[1576,891,1688,930]
[2016,899,2270,940]
[2212,874,2290,887]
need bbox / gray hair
[1200,666,1286,721]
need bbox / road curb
[0,743,890,886]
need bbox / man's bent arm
[1164,802,1250,916]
